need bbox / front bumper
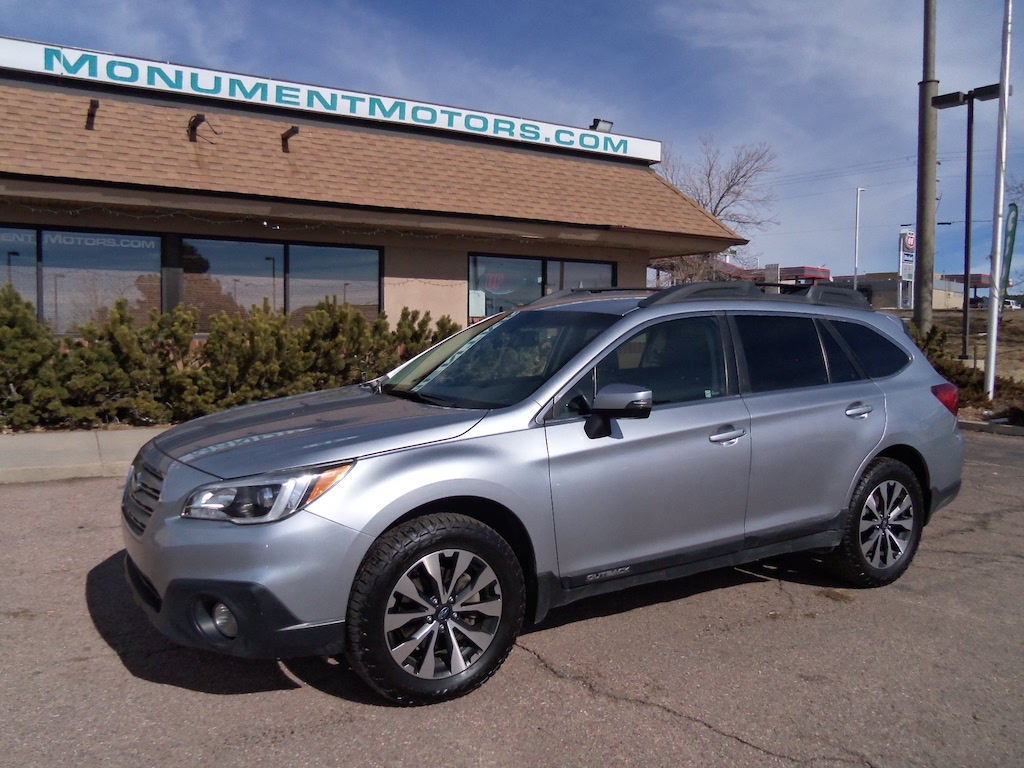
[125,554,346,658]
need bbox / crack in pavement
[514,641,876,767]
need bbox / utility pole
[915,0,938,335]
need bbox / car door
[544,314,751,585]
[731,313,886,544]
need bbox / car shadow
[88,550,846,702]
[87,551,306,696]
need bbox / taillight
[931,382,960,416]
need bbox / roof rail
[802,284,872,309]
[638,281,872,311]
[526,286,655,308]
[638,281,760,307]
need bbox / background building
[0,38,744,333]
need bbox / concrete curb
[957,420,1024,437]
[0,427,167,485]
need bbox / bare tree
[1008,176,1024,204]
[655,135,777,284]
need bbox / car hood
[152,385,486,479]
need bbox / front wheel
[345,513,525,705]
[828,458,924,587]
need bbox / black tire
[344,513,525,705]
[828,458,924,587]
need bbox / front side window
[551,315,726,418]
[734,314,828,393]
[384,310,616,409]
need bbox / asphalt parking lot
[2,430,1021,767]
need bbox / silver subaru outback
[121,282,964,704]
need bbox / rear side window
[818,321,861,383]
[734,315,828,393]
[831,320,911,379]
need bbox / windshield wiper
[383,389,456,407]
[360,375,388,394]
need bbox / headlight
[182,464,352,525]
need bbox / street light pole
[53,273,64,334]
[6,250,18,285]
[854,188,865,291]
[933,83,1000,361]
[265,256,276,310]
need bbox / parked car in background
[121,281,965,704]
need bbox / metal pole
[854,188,865,290]
[984,0,1014,400]
[265,256,276,311]
[915,0,939,334]
[961,95,975,360]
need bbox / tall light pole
[854,188,865,291]
[6,250,18,285]
[933,83,1000,360]
[265,256,276,310]
[53,273,65,334]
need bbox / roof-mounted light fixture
[85,99,99,130]
[590,118,613,133]
[187,113,206,142]
[281,125,299,153]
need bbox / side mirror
[585,383,653,439]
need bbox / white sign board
[0,37,662,163]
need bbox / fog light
[211,602,238,639]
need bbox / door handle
[845,402,874,419]
[709,425,747,444]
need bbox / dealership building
[0,37,743,334]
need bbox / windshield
[382,310,617,408]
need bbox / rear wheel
[345,513,525,705]
[828,458,924,587]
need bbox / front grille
[122,461,163,535]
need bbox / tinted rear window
[831,320,910,379]
[734,315,828,392]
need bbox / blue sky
[2,0,1021,280]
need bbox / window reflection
[41,230,161,335]
[289,245,380,324]
[470,254,614,319]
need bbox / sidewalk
[0,427,166,484]
[0,420,1020,485]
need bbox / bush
[0,289,460,431]
[910,320,1024,414]
[0,284,70,429]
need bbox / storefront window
[469,255,543,316]
[470,254,614,318]
[183,239,285,331]
[289,245,380,323]
[1,227,37,306]
[40,230,161,335]
[545,260,614,293]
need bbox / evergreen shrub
[0,288,460,431]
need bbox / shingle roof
[0,81,743,248]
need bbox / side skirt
[531,529,843,625]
